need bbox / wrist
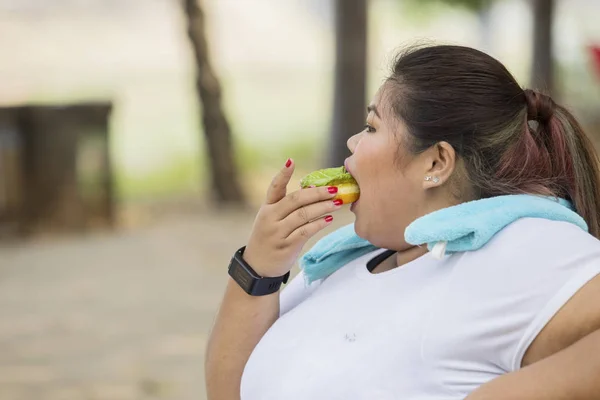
[228,246,290,296]
[242,248,286,278]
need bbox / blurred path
[0,207,354,400]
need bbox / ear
[421,141,456,189]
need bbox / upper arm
[522,271,600,367]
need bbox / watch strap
[228,246,290,296]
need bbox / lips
[344,159,355,180]
[344,160,359,190]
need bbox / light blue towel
[299,223,379,284]
[299,194,588,284]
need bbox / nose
[346,132,361,154]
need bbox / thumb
[265,158,295,204]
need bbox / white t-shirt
[241,218,600,400]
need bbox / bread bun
[333,182,360,204]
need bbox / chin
[353,217,411,250]
[352,218,370,241]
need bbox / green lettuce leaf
[300,166,357,188]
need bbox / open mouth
[343,161,361,211]
[350,198,359,212]
[344,163,360,191]
[344,160,356,181]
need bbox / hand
[243,159,344,278]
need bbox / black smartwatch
[228,246,290,296]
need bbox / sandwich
[300,166,360,204]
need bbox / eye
[364,124,376,133]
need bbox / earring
[425,176,440,183]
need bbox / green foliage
[421,0,489,11]
[115,157,201,201]
[386,0,491,26]
[399,0,490,20]
[235,136,323,173]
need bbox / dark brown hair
[385,45,600,238]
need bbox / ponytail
[523,89,600,238]
[552,105,600,238]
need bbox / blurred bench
[0,103,114,238]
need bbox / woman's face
[344,90,432,251]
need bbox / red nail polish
[325,215,333,223]
[328,186,338,194]
[285,158,292,168]
[333,199,343,206]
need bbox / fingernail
[285,158,292,168]
[325,215,333,223]
[333,199,343,206]
[328,186,338,194]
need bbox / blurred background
[0,0,599,398]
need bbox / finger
[286,214,334,243]
[276,185,338,219]
[265,158,295,205]
[280,198,343,237]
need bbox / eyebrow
[367,104,380,119]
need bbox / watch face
[231,263,253,292]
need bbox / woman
[205,45,600,399]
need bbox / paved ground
[0,205,355,400]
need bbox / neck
[371,245,428,274]
[395,245,428,268]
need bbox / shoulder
[454,217,600,285]
[507,220,600,367]
[521,270,600,367]
[446,218,600,370]
[476,217,600,268]
[498,217,598,246]
[482,218,600,368]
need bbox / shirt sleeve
[510,255,600,370]
[279,269,322,317]
[420,219,600,383]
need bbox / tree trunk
[530,0,554,94]
[328,0,368,167]
[184,0,246,206]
